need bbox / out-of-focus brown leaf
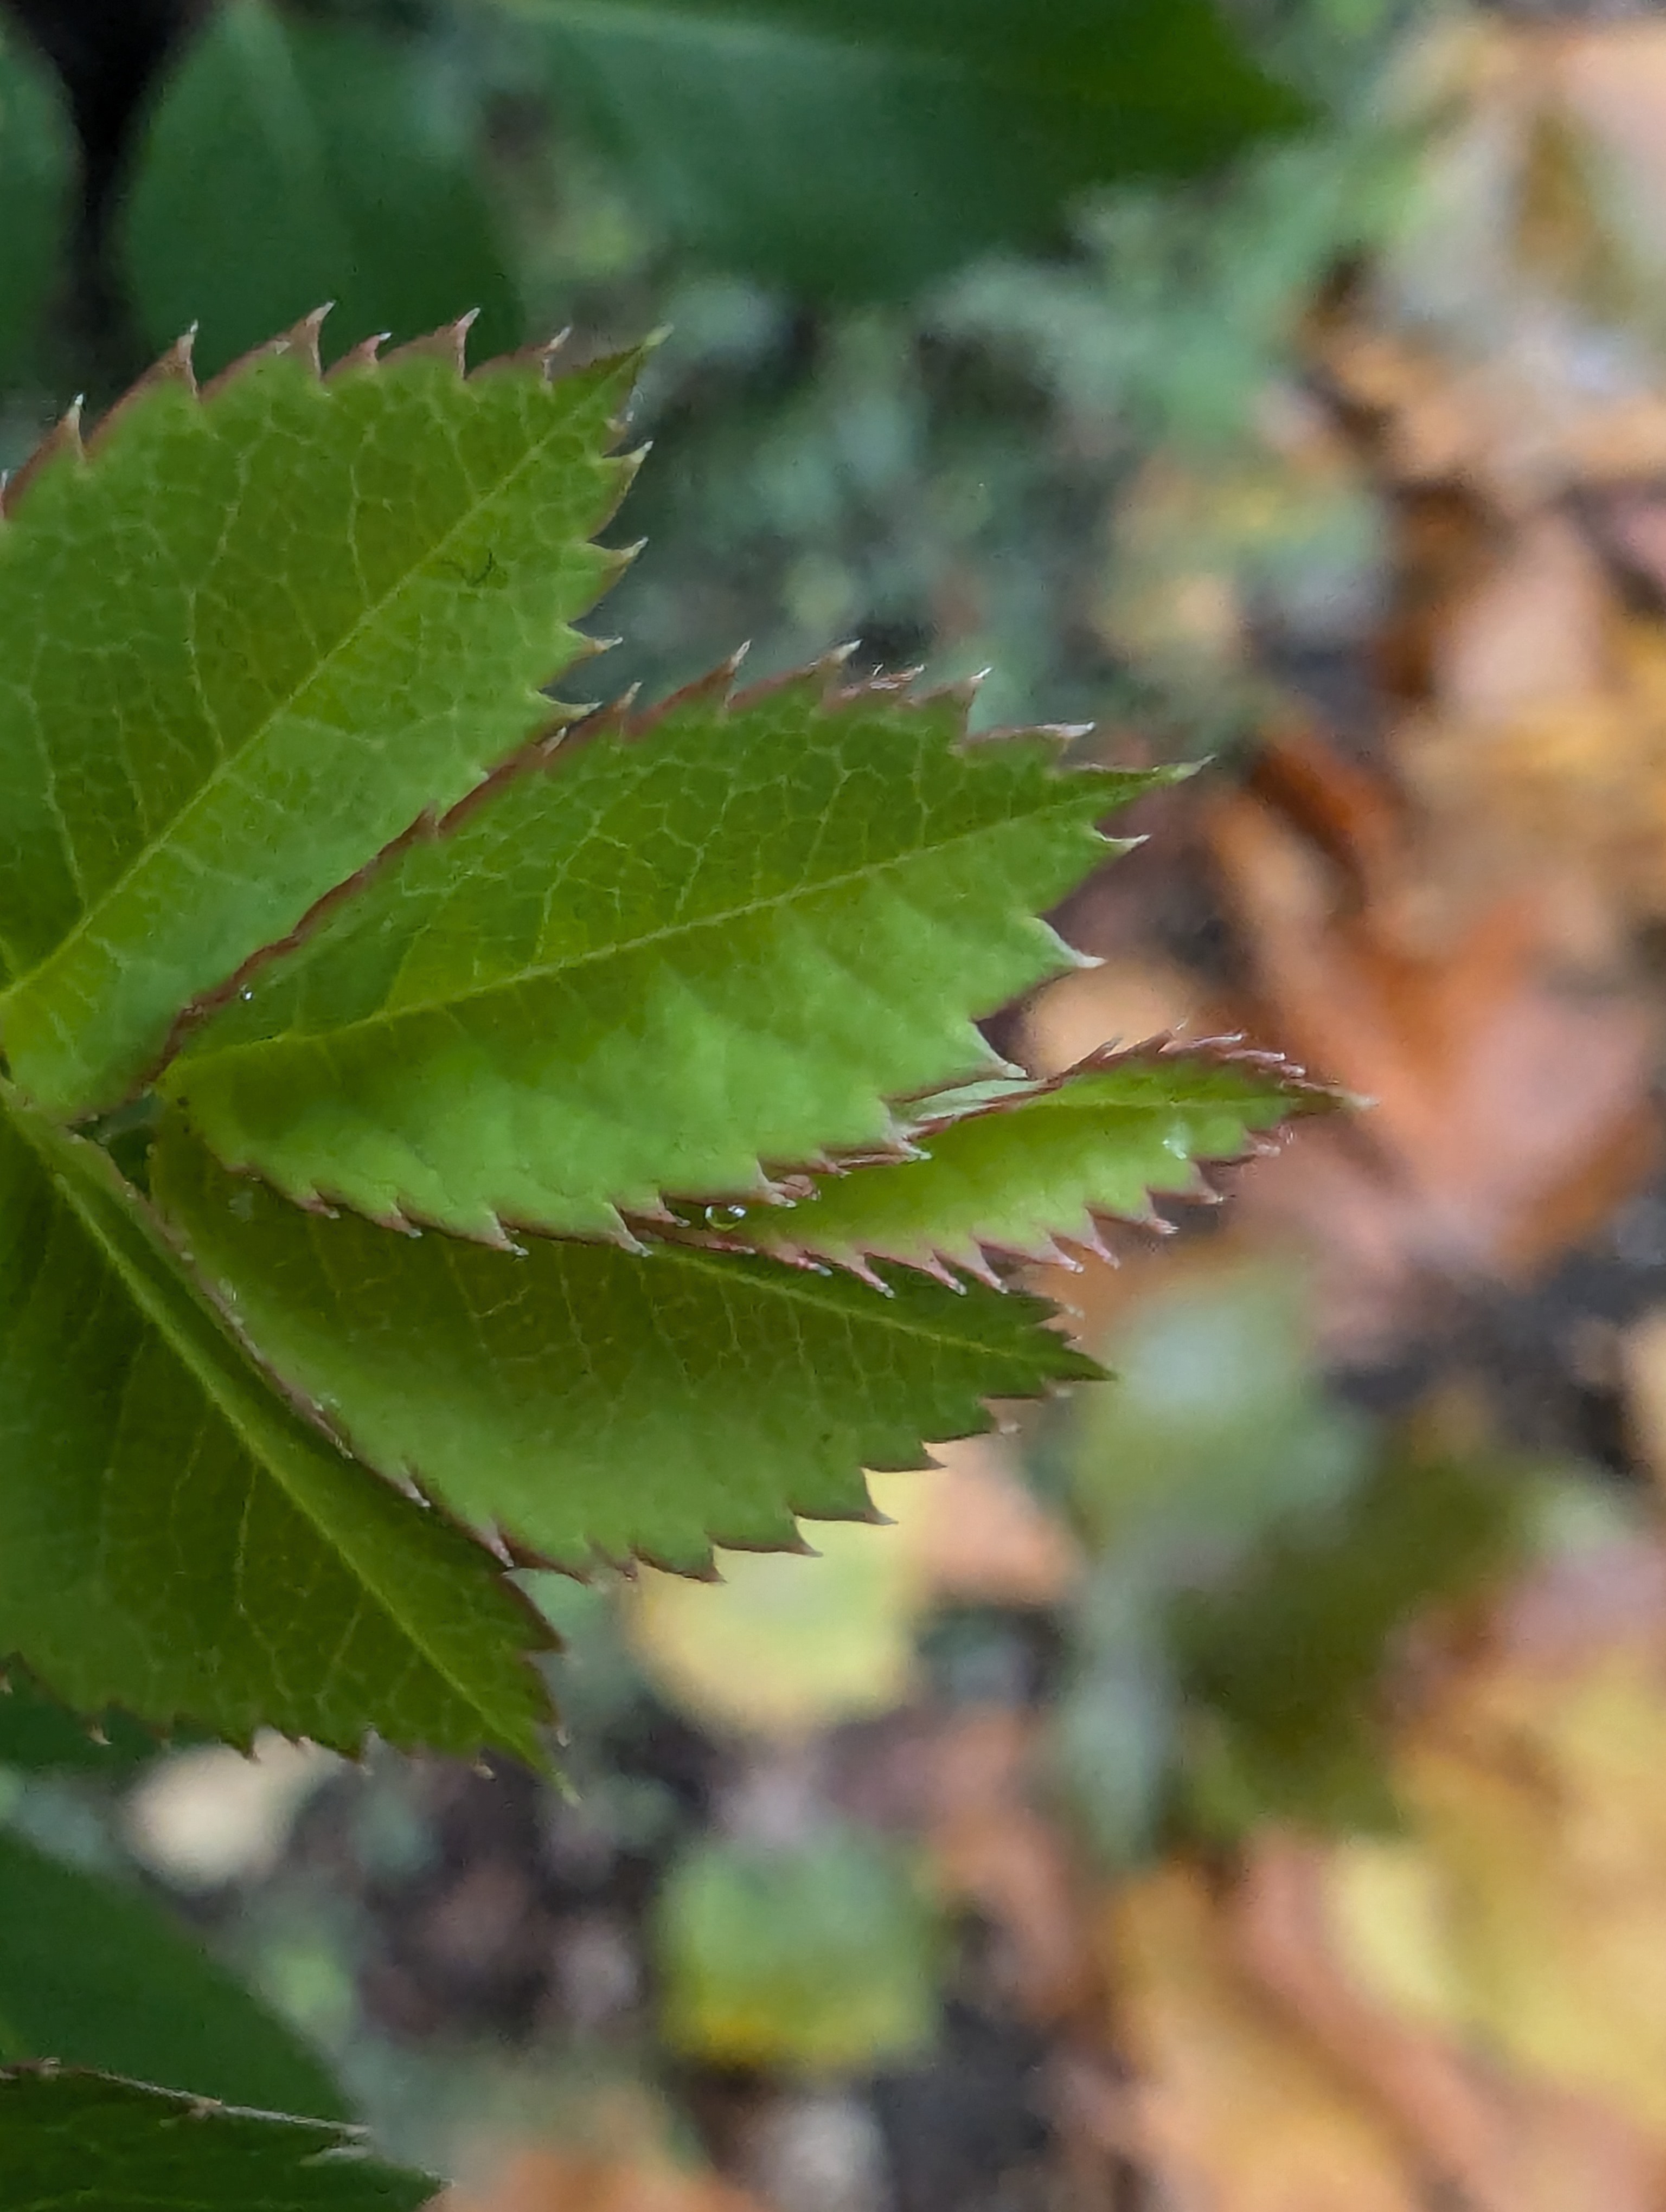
[1207,1542,1666,2210]
[1023,956,1201,1083]
[924,1705,1093,2022]
[1103,1863,1427,2210]
[1210,731,1658,1351]
[1238,1840,1663,2212]
[898,1437,1081,1611]
[1397,512,1666,931]
[1321,18,1666,504]
[443,2150,766,2212]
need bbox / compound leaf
[164,670,1151,1242]
[498,0,1304,298]
[0,1827,345,2115]
[0,1087,550,1759]
[0,2071,434,2212]
[723,1041,1337,1280]
[153,1115,1101,1574]
[121,0,521,378]
[0,332,636,1123]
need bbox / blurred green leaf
[498,0,1306,297]
[0,2072,432,2212]
[1173,1455,1521,1836]
[0,1670,193,1774]
[1067,1258,1371,1563]
[657,1827,939,2073]
[0,22,73,384]
[0,1827,346,2113]
[120,0,521,376]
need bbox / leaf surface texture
[0,1090,549,1758]
[0,338,634,1120]
[155,1117,1101,1573]
[168,675,1150,1240]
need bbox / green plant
[0,314,1329,2202]
[0,0,1304,394]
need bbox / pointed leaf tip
[718,1037,1338,1284]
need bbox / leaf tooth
[274,304,332,377]
[382,308,481,376]
[0,398,84,515]
[198,315,329,401]
[326,329,390,379]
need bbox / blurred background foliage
[21,0,1666,2206]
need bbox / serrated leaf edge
[2,1089,558,1758]
[165,1174,1105,1582]
[670,1035,1342,1289]
[157,656,1170,1246]
[0,311,645,1124]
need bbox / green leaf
[152,1114,1101,1573]
[0,1087,550,1758]
[0,332,636,1124]
[0,22,73,385]
[163,670,1149,1243]
[0,2070,434,2212]
[1173,1454,1521,1837]
[0,1670,196,1774]
[655,1827,939,2073]
[497,0,1305,298]
[719,1041,1336,1282]
[121,0,521,378]
[0,1827,345,2113]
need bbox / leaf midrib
[2,369,611,1004]
[6,1098,516,1740]
[180,779,1114,1069]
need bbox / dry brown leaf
[441,2150,765,2212]
[1393,1561,1666,2144]
[1023,956,1201,1081]
[1210,733,1658,1351]
[1103,1863,1428,2211]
